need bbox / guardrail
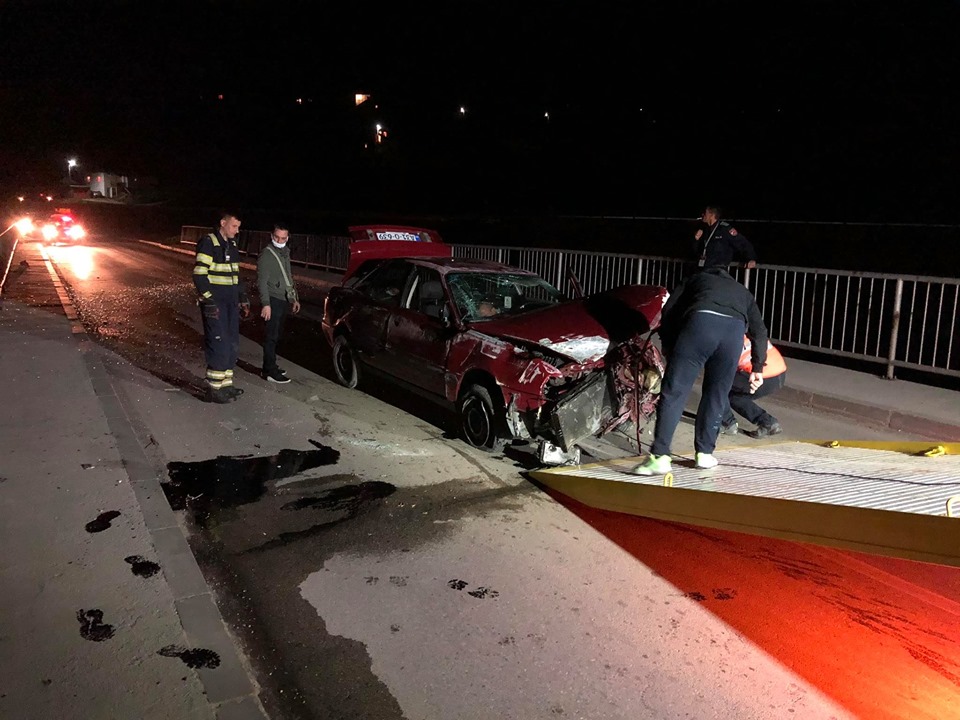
[180,225,350,271]
[452,244,960,381]
[179,225,959,381]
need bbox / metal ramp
[529,441,960,567]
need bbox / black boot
[222,385,244,399]
[206,386,233,404]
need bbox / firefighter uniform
[193,231,247,398]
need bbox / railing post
[742,266,752,291]
[556,251,565,291]
[886,278,904,380]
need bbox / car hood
[473,284,667,364]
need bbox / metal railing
[179,226,350,271]
[179,226,959,380]
[453,244,960,381]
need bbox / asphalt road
[40,234,960,720]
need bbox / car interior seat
[420,280,446,319]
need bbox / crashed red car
[321,225,668,464]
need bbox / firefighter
[193,210,250,403]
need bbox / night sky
[2,1,960,223]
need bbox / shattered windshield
[447,272,564,322]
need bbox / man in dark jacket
[257,222,300,383]
[693,206,757,269]
[633,267,769,474]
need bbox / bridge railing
[452,244,960,381]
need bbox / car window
[447,272,564,321]
[353,259,414,305]
[407,267,447,319]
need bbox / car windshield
[447,272,564,321]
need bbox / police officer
[633,266,768,475]
[193,210,250,403]
[694,206,757,269]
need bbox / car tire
[458,383,507,452]
[332,335,360,388]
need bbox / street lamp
[67,158,77,181]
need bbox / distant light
[544,111,550,120]
[460,106,466,115]
[67,158,77,169]
[355,93,370,106]
[217,94,224,101]
[16,196,24,202]
[296,97,303,105]
[45,195,53,201]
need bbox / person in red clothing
[720,335,787,438]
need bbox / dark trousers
[724,371,786,426]
[201,297,239,388]
[262,296,289,373]
[651,312,745,457]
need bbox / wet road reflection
[48,244,96,280]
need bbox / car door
[383,267,453,397]
[347,260,415,371]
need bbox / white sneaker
[695,452,718,469]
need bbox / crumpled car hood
[474,284,667,364]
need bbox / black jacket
[659,268,769,371]
[694,221,756,268]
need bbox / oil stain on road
[76,609,114,641]
[162,445,340,523]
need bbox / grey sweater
[257,244,299,305]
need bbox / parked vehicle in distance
[322,225,669,464]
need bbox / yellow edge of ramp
[529,440,960,568]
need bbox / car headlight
[67,224,86,240]
[42,224,58,240]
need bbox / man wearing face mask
[257,222,301,384]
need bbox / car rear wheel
[458,383,507,452]
[332,335,360,388]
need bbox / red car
[321,225,668,464]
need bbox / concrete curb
[777,385,960,442]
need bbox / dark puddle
[85,511,121,533]
[77,609,114,641]
[157,644,221,669]
[124,555,161,578]
[281,481,396,512]
[163,446,340,523]
[248,480,397,553]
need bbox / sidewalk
[0,241,267,720]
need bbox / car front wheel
[332,335,360,388]
[458,383,507,452]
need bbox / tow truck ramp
[529,440,960,567]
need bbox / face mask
[271,239,287,249]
